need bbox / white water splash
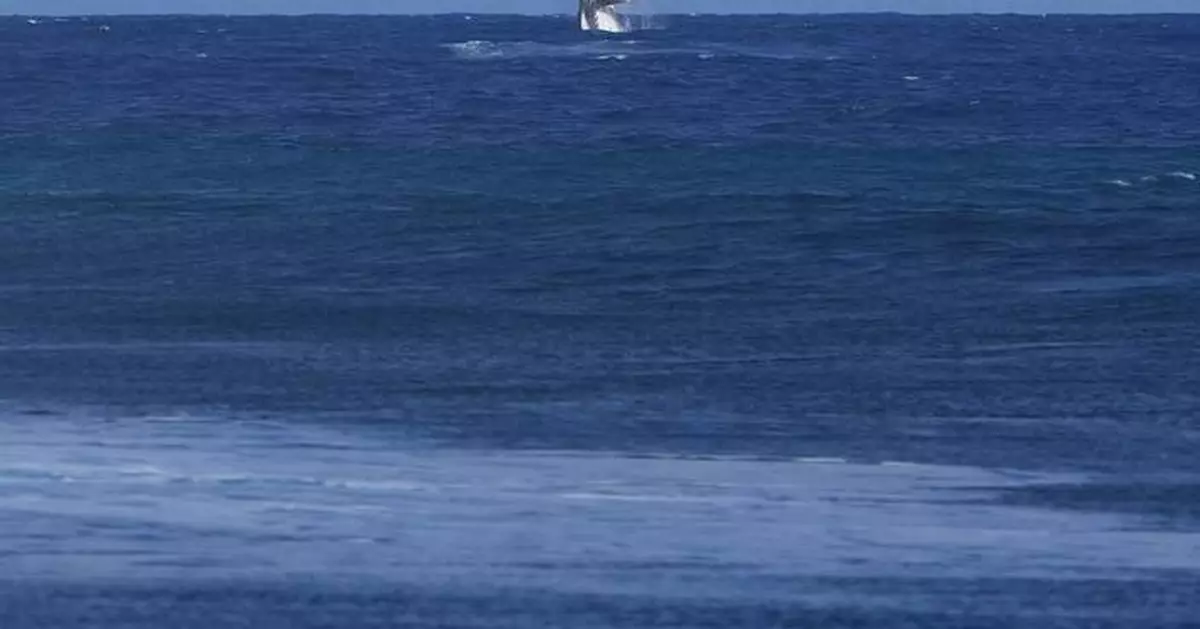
[585,10,628,34]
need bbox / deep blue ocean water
[1,13,1199,628]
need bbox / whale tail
[578,0,631,33]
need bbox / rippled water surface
[2,13,1199,628]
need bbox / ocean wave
[1104,171,1198,188]
[444,39,828,61]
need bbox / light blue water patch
[3,411,1198,595]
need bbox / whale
[578,0,631,33]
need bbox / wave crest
[444,39,826,61]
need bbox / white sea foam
[1108,171,1197,187]
[445,40,829,62]
[3,410,1198,592]
[445,40,506,60]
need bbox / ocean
[1,13,1199,628]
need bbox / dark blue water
[1,14,1199,629]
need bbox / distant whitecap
[446,40,505,59]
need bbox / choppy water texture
[1,13,1199,628]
